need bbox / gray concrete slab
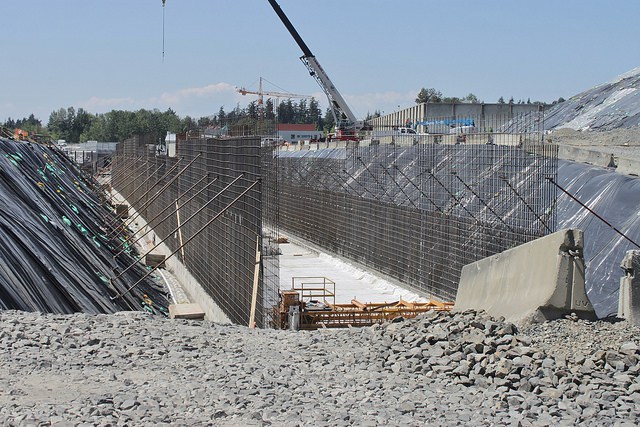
[278,236,427,305]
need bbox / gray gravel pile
[1,309,639,426]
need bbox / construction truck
[267,0,366,141]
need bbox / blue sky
[2,0,639,124]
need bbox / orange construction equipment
[14,128,28,140]
[274,276,454,330]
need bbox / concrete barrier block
[558,146,615,168]
[169,303,205,320]
[454,229,595,323]
[618,250,640,324]
[616,157,640,177]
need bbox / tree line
[3,88,567,144]
[1,98,336,144]
[415,87,565,106]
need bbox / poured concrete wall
[556,145,640,177]
[369,102,543,132]
[616,157,640,177]
[618,250,640,325]
[454,229,595,323]
[558,146,616,168]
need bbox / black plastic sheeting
[0,138,168,314]
[556,160,640,318]
[280,149,640,318]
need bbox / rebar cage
[111,112,556,326]
[112,135,280,327]
[274,113,557,300]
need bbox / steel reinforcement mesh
[111,135,279,327]
[275,115,557,300]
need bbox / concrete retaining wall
[454,229,595,323]
[369,102,543,134]
[557,145,640,177]
[618,250,640,325]
[616,157,640,177]
[558,146,616,168]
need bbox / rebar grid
[275,114,557,300]
[111,135,279,327]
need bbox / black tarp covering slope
[557,160,640,318]
[0,138,167,314]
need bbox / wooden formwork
[275,277,453,330]
[298,299,453,330]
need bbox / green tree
[322,107,335,133]
[217,106,226,123]
[197,116,214,127]
[415,88,442,104]
[308,98,321,127]
[365,110,381,121]
[277,99,295,123]
[264,99,276,121]
[246,101,259,120]
[69,108,93,143]
[4,114,45,134]
[47,107,72,141]
[181,116,196,132]
[463,93,479,103]
[295,99,308,123]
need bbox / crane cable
[162,0,166,62]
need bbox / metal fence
[111,135,280,327]
[274,114,557,300]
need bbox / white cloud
[74,85,420,120]
[151,82,238,106]
[79,96,136,111]
[77,83,243,117]
[300,89,418,119]
[345,90,417,117]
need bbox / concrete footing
[454,229,595,323]
[169,303,206,320]
[618,250,640,325]
[145,253,166,268]
[111,190,231,324]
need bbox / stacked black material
[0,138,167,314]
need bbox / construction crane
[266,0,365,141]
[236,77,311,106]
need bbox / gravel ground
[1,309,639,426]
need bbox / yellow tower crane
[237,77,312,106]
